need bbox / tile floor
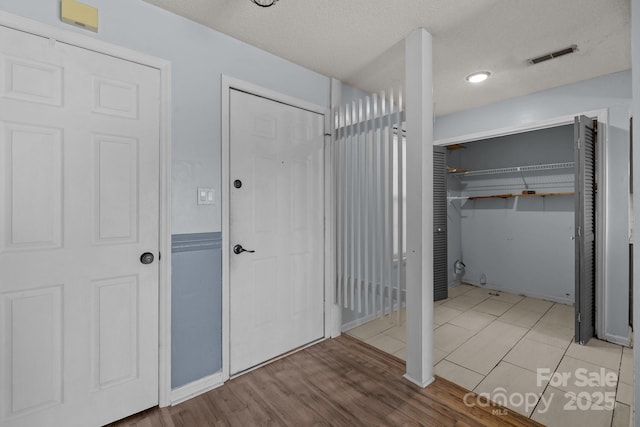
[346,283,634,427]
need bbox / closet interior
[446,125,577,306]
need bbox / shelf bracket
[518,167,530,189]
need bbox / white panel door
[0,26,160,427]
[229,89,324,375]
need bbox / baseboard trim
[463,281,574,306]
[170,372,224,405]
[341,301,407,332]
[342,312,378,332]
[603,332,631,347]
[403,373,435,389]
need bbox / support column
[404,28,435,387]
[329,77,342,338]
[632,0,639,424]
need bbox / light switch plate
[197,187,215,205]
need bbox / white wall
[0,0,331,234]
[436,70,632,343]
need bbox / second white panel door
[0,25,160,427]
[229,89,324,375]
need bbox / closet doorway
[444,115,599,344]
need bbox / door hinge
[159,251,161,261]
[577,226,582,237]
[577,312,581,323]
[577,138,581,149]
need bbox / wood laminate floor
[109,335,541,427]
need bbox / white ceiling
[144,0,631,116]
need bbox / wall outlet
[197,187,215,205]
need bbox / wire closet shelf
[451,161,575,177]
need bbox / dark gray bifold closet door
[574,115,597,344]
[434,146,448,301]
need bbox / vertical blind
[334,90,406,323]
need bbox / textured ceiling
[144,0,631,115]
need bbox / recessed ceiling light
[251,0,279,7]
[465,71,491,83]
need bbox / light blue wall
[0,1,331,388]
[341,83,371,106]
[0,0,330,235]
[436,71,631,142]
[171,233,221,388]
[451,126,575,303]
[436,70,632,342]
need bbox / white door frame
[221,76,334,381]
[0,11,174,407]
[434,108,616,345]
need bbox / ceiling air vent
[527,44,578,65]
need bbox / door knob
[140,252,154,264]
[233,244,255,255]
